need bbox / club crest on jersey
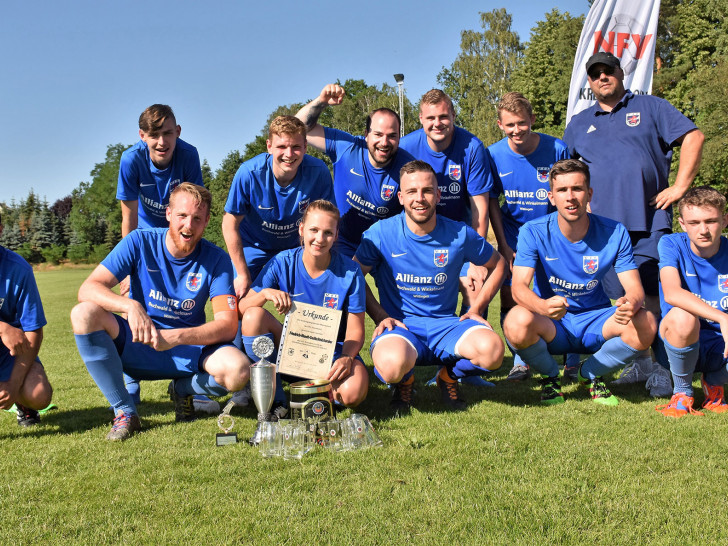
[536,167,550,183]
[719,275,728,293]
[434,249,448,267]
[583,256,599,274]
[626,112,640,127]
[448,164,462,181]
[298,199,310,214]
[381,184,395,201]
[323,293,339,309]
[227,296,236,310]
[186,272,203,292]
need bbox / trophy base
[216,433,238,446]
[248,412,273,446]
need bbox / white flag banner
[566,0,660,125]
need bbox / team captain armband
[212,295,238,315]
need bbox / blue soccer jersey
[224,153,334,252]
[489,134,569,248]
[399,126,492,223]
[658,233,728,333]
[116,139,204,229]
[563,92,697,232]
[252,247,366,341]
[101,229,234,330]
[355,213,494,320]
[0,246,46,335]
[514,213,636,313]
[323,127,414,257]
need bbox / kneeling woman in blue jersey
[238,200,368,408]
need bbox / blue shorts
[113,315,232,380]
[546,306,617,355]
[238,247,279,282]
[602,229,668,299]
[0,349,42,382]
[370,316,492,366]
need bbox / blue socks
[75,331,136,416]
[243,333,286,403]
[581,337,639,381]
[450,358,492,379]
[514,338,559,378]
[174,373,228,397]
[662,339,699,396]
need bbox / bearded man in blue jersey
[354,160,506,411]
[656,187,728,417]
[503,159,656,406]
[296,83,415,258]
[72,183,250,441]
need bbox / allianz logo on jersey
[693,292,728,311]
[439,182,462,195]
[346,190,375,211]
[503,189,549,200]
[549,277,599,292]
[148,289,195,311]
[396,272,448,286]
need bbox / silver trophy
[248,336,277,446]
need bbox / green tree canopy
[438,8,523,145]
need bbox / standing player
[116,104,206,406]
[295,83,415,258]
[355,161,506,411]
[564,52,704,393]
[239,200,368,408]
[503,160,656,406]
[222,116,334,298]
[71,184,250,441]
[487,92,572,382]
[0,213,53,426]
[656,187,728,417]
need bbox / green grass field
[2,267,728,545]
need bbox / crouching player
[503,159,656,405]
[0,213,53,426]
[355,160,506,412]
[71,183,250,440]
[656,187,728,417]
[238,200,368,409]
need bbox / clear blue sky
[0,0,587,205]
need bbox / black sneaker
[168,380,195,422]
[436,375,466,411]
[16,404,40,427]
[106,411,141,441]
[390,379,414,413]
[539,376,565,405]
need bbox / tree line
[2,1,725,265]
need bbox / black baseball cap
[586,52,621,72]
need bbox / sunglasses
[588,66,616,79]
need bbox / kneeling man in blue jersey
[0,212,53,426]
[71,183,250,441]
[354,160,506,411]
[503,159,656,405]
[656,187,728,417]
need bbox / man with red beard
[296,84,415,259]
[71,183,250,441]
